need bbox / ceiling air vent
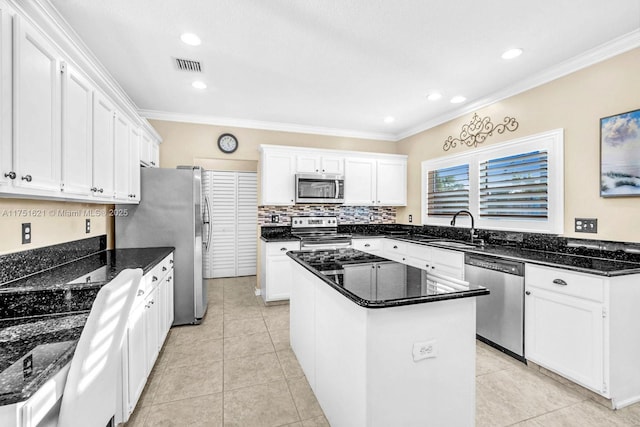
[175,58,202,72]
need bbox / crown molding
[396,29,640,141]
[139,110,397,142]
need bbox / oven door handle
[335,180,340,199]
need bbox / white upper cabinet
[344,157,377,205]
[61,63,93,196]
[0,5,13,190]
[0,2,160,203]
[376,157,407,206]
[260,149,295,205]
[113,111,131,201]
[139,131,159,168]
[12,14,61,193]
[128,126,141,201]
[150,140,159,167]
[296,153,343,174]
[92,91,115,199]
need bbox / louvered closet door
[210,171,237,278]
[204,171,257,278]
[237,173,257,276]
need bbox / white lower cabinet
[525,264,640,408]
[430,247,464,280]
[260,240,301,302]
[122,253,174,422]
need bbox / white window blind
[479,150,548,219]
[427,164,469,216]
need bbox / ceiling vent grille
[175,58,202,72]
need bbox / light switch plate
[271,215,279,223]
[22,223,31,244]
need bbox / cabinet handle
[151,161,156,166]
[525,291,531,295]
[162,266,167,271]
[98,188,104,193]
[21,174,32,182]
[425,264,430,268]
[150,300,154,304]
[91,187,97,192]
[152,276,158,281]
[170,259,174,264]
[137,289,145,296]
[431,266,435,270]
[393,245,398,249]
[372,265,375,269]
[552,279,567,286]
[364,244,370,247]
[4,171,16,179]
[402,257,405,261]
[166,276,172,282]
[280,247,287,251]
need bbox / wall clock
[217,133,238,154]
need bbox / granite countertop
[287,248,489,308]
[0,246,173,406]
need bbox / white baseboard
[613,395,640,409]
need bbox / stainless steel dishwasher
[465,253,525,361]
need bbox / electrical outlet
[85,218,91,234]
[575,218,597,233]
[22,223,31,244]
[412,340,438,362]
[408,214,413,223]
[369,215,374,222]
[271,215,279,223]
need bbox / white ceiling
[48,0,640,141]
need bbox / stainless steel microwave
[295,173,344,204]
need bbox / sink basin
[430,240,476,249]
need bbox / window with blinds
[479,150,548,219]
[427,164,469,216]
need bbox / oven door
[295,174,344,204]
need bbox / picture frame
[600,108,640,197]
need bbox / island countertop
[287,248,488,308]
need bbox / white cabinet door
[144,284,160,373]
[261,151,295,205]
[344,157,376,205]
[60,63,93,197]
[165,269,174,329]
[139,131,152,166]
[296,154,320,173]
[128,126,141,202]
[376,158,407,206]
[92,91,115,199]
[525,287,604,392]
[431,247,464,279]
[12,14,61,193]
[266,255,296,301]
[0,7,13,190]
[150,141,159,167]
[113,112,130,201]
[320,155,343,174]
[125,299,146,415]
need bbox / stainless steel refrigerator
[116,166,209,325]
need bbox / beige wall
[396,48,640,243]
[0,199,113,255]
[150,120,397,169]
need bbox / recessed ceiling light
[181,33,201,46]
[384,116,395,123]
[450,96,466,104]
[192,81,207,89]
[501,48,523,60]
[427,92,442,101]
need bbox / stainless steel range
[291,216,352,250]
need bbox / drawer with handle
[352,238,382,252]
[525,264,605,302]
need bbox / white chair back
[57,268,143,427]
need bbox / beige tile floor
[124,276,640,427]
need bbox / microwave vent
[174,58,202,72]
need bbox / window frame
[421,129,564,234]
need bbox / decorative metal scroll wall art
[443,113,519,151]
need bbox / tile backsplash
[258,205,396,226]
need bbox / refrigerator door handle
[203,195,212,251]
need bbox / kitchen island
[287,248,489,427]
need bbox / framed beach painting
[600,108,640,197]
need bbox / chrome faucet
[450,210,479,243]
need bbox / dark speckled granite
[259,226,299,242]
[288,248,488,308]
[0,245,173,406]
[0,235,106,284]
